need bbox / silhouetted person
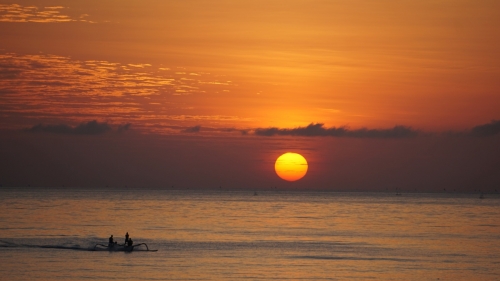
[125,232,129,244]
[127,237,133,247]
[109,235,114,246]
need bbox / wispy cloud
[25,120,127,135]
[117,123,132,133]
[178,125,249,135]
[254,123,419,138]
[0,4,94,23]
[220,127,249,135]
[182,125,201,133]
[0,53,238,132]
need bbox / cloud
[26,120,113,135]
[174,126,249,135]
[0,53,236,134]
[0,4,94,23]
[183,125,201,133]
[345,125,419,138]
[254,123,418,138]
[470,120,500,137]
[117,123,132,133]
[0,67,22,79]
[220,127,249,135]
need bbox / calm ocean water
[1,188,499,280]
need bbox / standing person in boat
[108,235,115,246]
[125,232,129,245]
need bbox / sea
[1,188,499,281]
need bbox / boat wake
[0,239,91,251]
[0,239,157,252]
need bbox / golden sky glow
[1,1,500,192]
[1,0,499,134]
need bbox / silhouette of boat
[93,242,157,252]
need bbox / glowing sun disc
[275,152,308,181]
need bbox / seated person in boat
[127,237,133,247]
[108,235,116,246]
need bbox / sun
[275,152,308,181]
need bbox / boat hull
[93,242,156,252]
[93,243,134,252]
[108,244,134,252]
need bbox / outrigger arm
[92,242,157,252]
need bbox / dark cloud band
[470,120,500,137]
[26,120,130,135]
[254,123,418,138]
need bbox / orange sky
[1,0,500,132]
[1,1,500,190]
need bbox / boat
[93,242,157,252]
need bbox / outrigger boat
[93,242,157,252]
